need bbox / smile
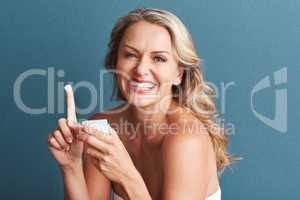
[129,80,157,93]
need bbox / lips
[129,79,157,93]
[130,81,156,89]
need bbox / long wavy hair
[104,7,236,172]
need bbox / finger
[64,84,77,123]
[82,125,112,144]
[53,129,70,151]
[77,131,110,154]
[48,135,63,150]
[108,124,119,138]
[68,121,82,136]
[58,118,73,143]
[90,156,107,172]
[86,147,104,160]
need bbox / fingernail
[64,84,72,91]
[67,138,73,143]
[68,120,74,127]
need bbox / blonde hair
[104,7,236,172]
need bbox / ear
[174,64,184,85]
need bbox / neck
[130,100,171,122]
[125,98,176,138]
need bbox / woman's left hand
[77,124,138,185]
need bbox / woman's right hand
[47,85,84,170]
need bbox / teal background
[1,0,299,199]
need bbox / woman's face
[115,21,183,108]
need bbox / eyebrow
[122,44,170,54]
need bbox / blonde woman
[47,8,234,200]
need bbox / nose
[134,56,151,77]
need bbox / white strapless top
[112,186,221,200]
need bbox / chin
[128,93,159,108]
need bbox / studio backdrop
[0,0,299,199]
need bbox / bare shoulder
[163,111,212,154]
[161,110,217,199]
[162,109,216,168]
[165,107,211,138]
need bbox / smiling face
[115,21,183,108]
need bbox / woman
[47,8,234,200]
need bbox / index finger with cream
[64,84,77,123]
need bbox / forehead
[120,21,173,52]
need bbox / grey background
[0,0,299,199]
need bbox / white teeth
[130,81,155,89]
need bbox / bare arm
[82,113,112,200]
[61,164,90,200]
[61,147,111,200]
[76,113,152,200]
[62,113,112,200]
[161,129,215,200]
[120,171,152,200]
[82,145,111,200]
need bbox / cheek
[155,65,179,84]
[116,59,129,72]
[115,75,129,99]
[115,59,134,83]
[115,59,130,92]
